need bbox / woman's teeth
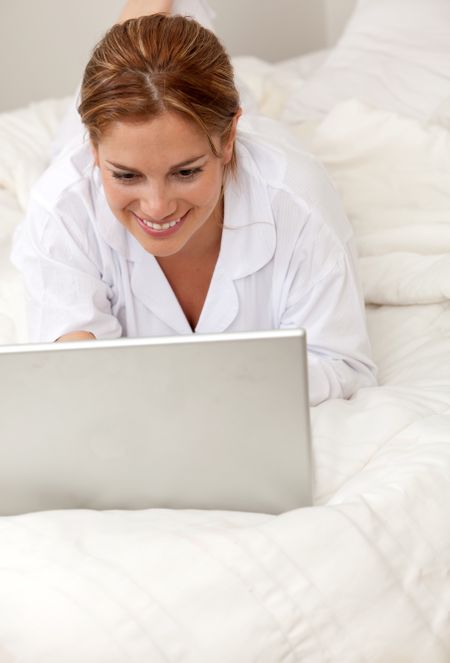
[140,217,181,231]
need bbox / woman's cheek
[106,183,134,211]
[197,168,224,206]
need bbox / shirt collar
[92,127,281,277]
[217,133,280,279]
[92,166,135,260]
[90,129,284,334]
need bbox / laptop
[0,330,312,516]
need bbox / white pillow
[0,98,71,210]
[282,0,450,124]
[293,100,450,305]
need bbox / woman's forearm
[56,332,96,342]
[118,0,172,23]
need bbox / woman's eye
[176,167,202,180]
[112,172,139,183]
[110,168,203,183]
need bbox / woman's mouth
[131,211,188,237]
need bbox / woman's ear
[223,109,242,164]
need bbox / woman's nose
[139,183,176,221]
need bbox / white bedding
[0,56,449,661]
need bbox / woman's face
[94,111,236,259]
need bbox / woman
[12,1,377,405]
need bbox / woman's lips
[132,210,188,238]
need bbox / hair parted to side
[78,14,241,171]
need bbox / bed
[0,0,449,660]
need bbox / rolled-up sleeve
[11,201,122,343]
[279,209,377,405]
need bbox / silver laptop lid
[0,330,312,515]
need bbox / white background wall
[0,0,125,112]
[0,0,356,112]
[209,0,328,62]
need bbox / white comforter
[0,60,449,662]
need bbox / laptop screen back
[0,330,312,515]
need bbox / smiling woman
[94,113,229,328]
[94,114,227,259]
[79,10,240,330]
[11,4,377,404]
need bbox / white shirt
[12,115,377,405]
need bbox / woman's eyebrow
[106,154,207,173]
[106,161,142,173]
[171,154,207,169]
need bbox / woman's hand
[55,331,96,342]
[118,0,173,23]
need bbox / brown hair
[78,13,240,170]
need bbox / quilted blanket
[0,58,449,662]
